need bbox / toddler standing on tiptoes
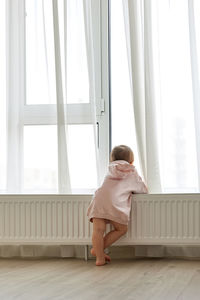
[87,145,148,266]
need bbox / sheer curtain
[6,0,25,193]
[52,0,71,193]
[188,0,200,190]
[122,0,161,193]
[83,0,101,186]
[5,0,71,193]
[53,0,101,191]
[122,0,200,194]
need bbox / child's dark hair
[110,145,134,163]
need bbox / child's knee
[111,220,128,235]
[115,224,128,236]
[120,225,128,235]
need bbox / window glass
[25,0,56,105]
[24,126,58,192]
[68,125,97,192]
[59,0,89,103]
[24,125,97,193]
[25,0,89,105]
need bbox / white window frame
[7,0,110,192]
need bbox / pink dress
[87,160,148,225]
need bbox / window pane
[25,0,56,105]
[24,126,58,192]
[0,0,6,192]
[25,0,89,104]
[58,0,89,103]
[68,125,97,192]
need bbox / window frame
[7,0,110,193]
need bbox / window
[3,0,109,194]
[3,0,199,194]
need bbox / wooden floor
[0,258,200,299]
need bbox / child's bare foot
[96,258,106,266]
[90,247,111,262]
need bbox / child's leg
[91,220,127,257]
[103,220,128,249]
[92,218,106,266]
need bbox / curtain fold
[188,0,200,191]
[122,0,162,193]
[6,0,24,193]
[83,0,101,186]
[52,0,71,193]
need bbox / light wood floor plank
[177,268,200,300]
[0,258,200,299]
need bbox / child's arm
[132,170,148,194]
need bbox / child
[87,145,148,266]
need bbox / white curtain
[188,0,200,190]
[122,0,161,193]
[6,0,24,193]
[83,0,101,186]
[122,0,200,194]
[52,0,71,193]
[4,0,71,194]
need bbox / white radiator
[0,194,200,245]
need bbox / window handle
[96,122,99,148]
